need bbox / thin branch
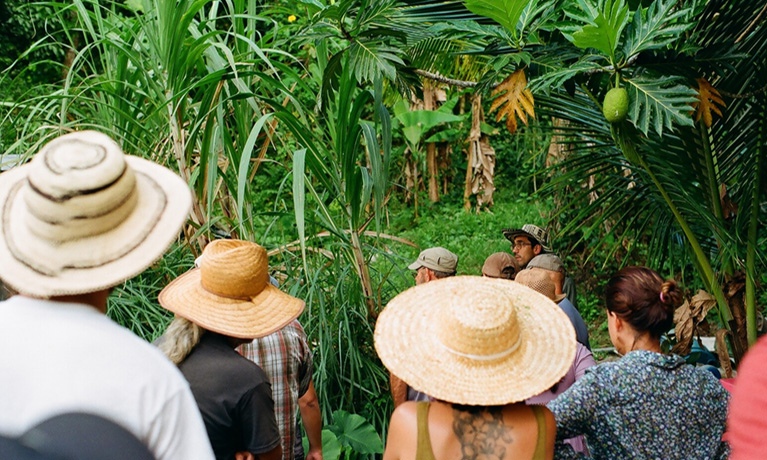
[414,69,479,88]
[415,55,638,89]
[735,2,767,43]
[719,82,767,99]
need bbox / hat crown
[200,240,269,299]
[515,269,557,301]
[23,132,138,243]
[437,283,520,360]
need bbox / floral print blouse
[548,350,730,460]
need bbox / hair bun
[660,280,682,311]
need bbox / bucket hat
[514,269,566,303]
[407,247,457,273]
[0,131,192,297]
[159,239,305,339]
[482,252,518,279]
[502,224,551,252]
[374,276,575,405]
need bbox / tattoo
[452,407,513,460]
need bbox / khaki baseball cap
[408,247,458,273]
[527,254,564,273]
[482,252,518,279]
[501,224,551,252]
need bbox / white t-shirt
[0,296,214,460]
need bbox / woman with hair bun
[548,266,730,460]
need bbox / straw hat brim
[374,276,576,406]
[158,268,305,339]
[0,156,191,297]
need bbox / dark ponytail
[606,266,682,338]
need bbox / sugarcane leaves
[489,69,535,134]
[692,78,726,128]
[625,76,697,136]
[568,0,629,63]
[622,0,694,59]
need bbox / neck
[47,289,111,314]
[625,333,662,354]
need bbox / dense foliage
[2,0,765,448]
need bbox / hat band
[199,282,255,301]
[440,335,521,361]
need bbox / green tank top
[415,402,549,460]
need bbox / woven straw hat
[374,276,575,405]
[158,239,305,339]
[515,269,566,303]
[0,131,192,297]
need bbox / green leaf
[463,0,529,39]
[625,76,697,136]
[328,410,384,454]
[622,0,694,58]
[569,0,629,61]
[347,40,405,84]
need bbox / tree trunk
[424,82,440,202]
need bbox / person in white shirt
[0,131,215,460]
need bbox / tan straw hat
[515,269,566,303]
[158,239,305,339]
[374,276,575,405]
[0,131,192,297]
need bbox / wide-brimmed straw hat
[159,239,305,339]
[374,276,575,405]
[515,269,566,303]
[0,131,192,297]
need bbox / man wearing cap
[0,131,214,460]
[391,247,458,407]
[502,223,578,309]
[407,246,458,284]
[482,252,518,279]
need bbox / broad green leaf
[622,0,694,58]
[625,76,697,136]
[570,0,629,62]
[303,430,342,460]
[463,0,529,39]
[396,109,464,146]
[328,410,384,454]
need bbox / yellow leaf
[489,69,535,135]
[692,78,725,128]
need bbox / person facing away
[0,131,214,460]
[514,267,595,455]
[377,276,577,460]
[524,254,591,350]
[502,224,578,309]
[548,266,730,460]
[482,252,519,280]
[391,247,458,407]
[158,239,305,460]
[239,314,322,460]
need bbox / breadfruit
[603,87,629,123]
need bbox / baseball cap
[527,254,565,273]
[408,247,458,273]
[501,224,551,252]
[482,252,518,279]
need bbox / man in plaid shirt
[240,318,322,460]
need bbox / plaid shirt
[239,320,313,460]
